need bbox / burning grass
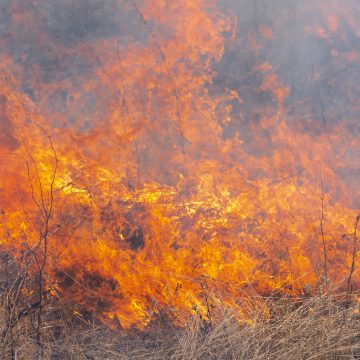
[1,0,360,358]
[1,0,360,330]
[1,253,360,360]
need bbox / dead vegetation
[0,256,359,360]
[0,132,357,359]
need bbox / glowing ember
[0,0,359,328]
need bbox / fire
[0,0,360,328]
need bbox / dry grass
[1,289,360,359]
[0,250,360,359]
[118,294,360,360]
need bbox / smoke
[0,0,148,131]
[1,0,360,327]
[214,0,360,205]
[0,0,359,194]
[217,0,360,127]
[0,95,18,150]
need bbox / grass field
[1,267,359,360]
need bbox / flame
[0,0,360,328]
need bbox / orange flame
[0,0,360,328]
